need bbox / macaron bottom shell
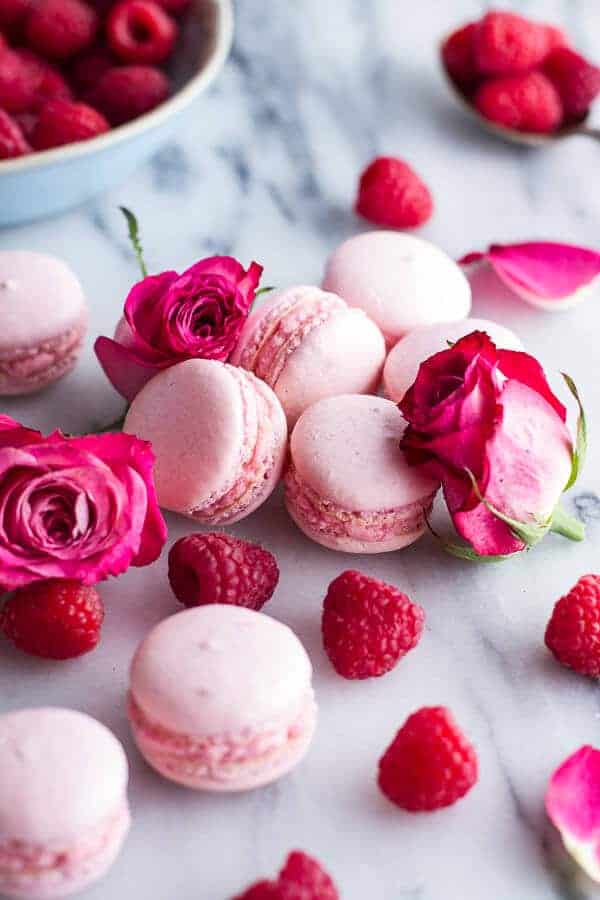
[0,804,130,900]
[0,319,87,397]
[128,692,317,792]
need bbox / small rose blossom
[0,416,167,590]
[399,331,581,558]
[95,256,263,401]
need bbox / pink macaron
[230,285,386,427]
[284,394,439,553]
[123,358,287,524]
[0,707,130,900]
[128,604,317,791]
[0,252,87,396]
[383,318,524,403]
[322,232,472,347]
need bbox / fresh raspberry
[474,11,551,76]
[545,575,600,677]
[544,24,569,53]
[17,51,73,111]
[543,46,600,120]
[234,852,339,900]
[86,64,169,124]
[25,0,98,62]
[0,580,104,659]
[70,46,115,93]
[0,49,42,114]
[0,0,32,34]
[355,156,433,229]
[0,109,31,158]
[32,98,109,150]
[474,71,563,133]
[278,851,338,899]
[441,22,478,91]
[0,34,6,53]
[107,0,177,65]
[322,570,424,680]
[378,706,478,812]
[168,533,279,611]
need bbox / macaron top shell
[383,318,524,402]
[322,232,471,343]
[290,394,438,512]
[130,605,313,737]
[0,708,128,847]
[0,251,87,352]
[123,358,286,517]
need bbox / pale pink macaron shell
[322,232,472,347]
[383,318,524,403]
[285,394,439,553]
[128,605,317,791]
[123,358,287,524]
[230,285,386,428]
[0,252,87,396]
[0,708,129,900]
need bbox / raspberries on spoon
[168,532,280,611]
[1,579,104,660]
[234,851,339,900]
[322,570,424,679]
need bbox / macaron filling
[190,368,285,523]
[237,288,347,387]
[284,462,437,544]
[0,320,86,393]
[0,803,130,895]
[128,691,316,785]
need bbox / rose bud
[399,331,586,560]
[95,209,263,402]
[546,746,600,882]
[0,415,166,589]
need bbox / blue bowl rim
[0,0,234,175]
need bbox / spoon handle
[580,127,600,141]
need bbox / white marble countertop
[2,1,600,898]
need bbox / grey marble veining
[2,1,600,898]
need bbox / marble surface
[2,1,600,898]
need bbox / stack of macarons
[118,229,525,554]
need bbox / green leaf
[255,285,275,298]
[120,206,148,278]
[464,468,551,547]
[424,513,519,563]
[562,372,587,491]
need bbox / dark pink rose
[0,418,167,590]
[400,332,577,557]
[95,257,263,401]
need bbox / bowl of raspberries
[0,0,233,225]
[441,10,600,144]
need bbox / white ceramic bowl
[0,0,233,227]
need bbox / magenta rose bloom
[95,257,263,401]
[0,416,167,590]
[399,332,583,558]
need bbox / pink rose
[95,256,263,401]
[0,417,167,590]
[400,332,582,558]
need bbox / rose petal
[546,746,600,883]
[94,336,167,403]
[459,242,600,310]
[123,270,179,350]
[498,349,567,422]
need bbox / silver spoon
[441,62,600,146]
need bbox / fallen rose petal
[460,241,600,310]
[546,746,600,882]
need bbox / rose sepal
[562,372,587,491]
[425,512,521,563]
